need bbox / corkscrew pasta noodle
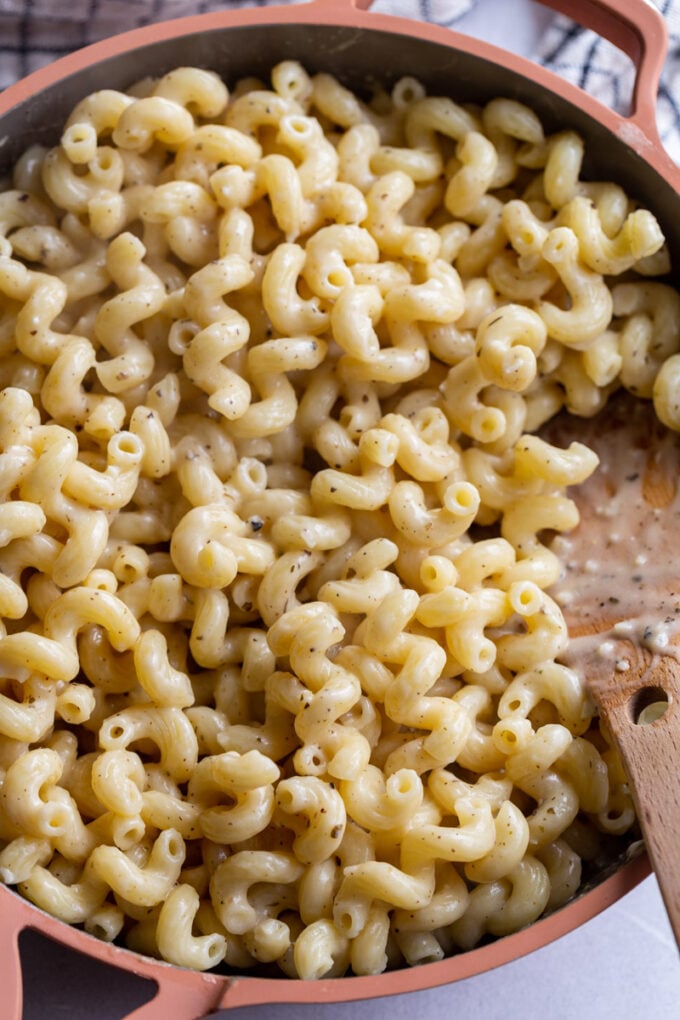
[0,61,675,978]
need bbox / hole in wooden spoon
[630,686,669,725]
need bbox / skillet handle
[122,972,224,1020]
[0,887,225,1020]
[341,0,668,150]
[537,0,667,134]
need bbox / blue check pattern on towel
[0,0,678,162]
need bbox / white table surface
[15,2,680,1017]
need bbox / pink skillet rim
[0,0,674,1016]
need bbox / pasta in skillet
[0,60,674,978]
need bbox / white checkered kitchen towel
[0,0,678,161]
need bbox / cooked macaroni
[0,61,674,979]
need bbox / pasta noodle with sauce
[0,60,675,978]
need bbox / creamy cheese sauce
[545,395,680,673]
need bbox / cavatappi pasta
[0,61,675,978]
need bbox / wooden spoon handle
[596,654,680,946]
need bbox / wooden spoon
[544,392,680,945]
